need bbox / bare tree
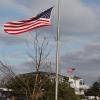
[0,61,30,100]
[0,32,52,100]
[27,32,51,100]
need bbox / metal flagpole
[55,0,60,99]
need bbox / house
[68,76,89,95]
[19,71,89,96]
[2,71,88,97]
[0,87,12,99]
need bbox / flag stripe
[5,17,36,25]
[4,7,53,34]
[4,19,49,28]
[4,21,50,34]
[4,19,49,27]
[4,20,50,29]
[4,21,50,30]
[5,24,50,34]
[4,20,50,31]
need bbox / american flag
[67,67,75,74]
[4,7,53,35]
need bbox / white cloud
[0,0,30,16]
[61,42,100,84]
[0,0,99,34]
[60,0,97,34]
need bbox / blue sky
[0,0,100,85]
[81,0,100,4]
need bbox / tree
[26,33,51,100]
[5,72,79,100]
[58,77,79,100]
[85,80,100,96]
[0,60,31,100]
[0,32,79,100]
[0,32,51,100]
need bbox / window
[79,80,83,85]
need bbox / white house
[68,76,89,95]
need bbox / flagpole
[55,0,60,99]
